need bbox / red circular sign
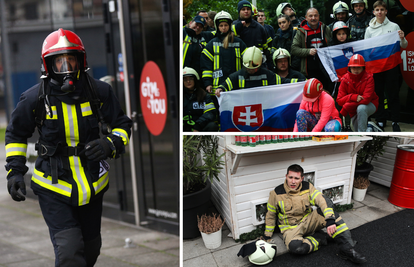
[400,32,414,90]
[401,0,414,12]
[139,61,168,136]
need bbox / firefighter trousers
[283,208,354,254]
[37,193,103,267]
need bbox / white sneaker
[368,121,383,132]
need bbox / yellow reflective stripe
[232,24,238,35]
[265,225,275,233]
[332,223,349,238]
[324,208,334,217]
[214,43,220,72]
[291,78,298,83]
[202,70,213,78]
[225,78,233,91]
[32,168,72,197]
[112,128,129,145]
[62,102,91,206]
[202,48,214,61]
[267,37,272,45]
[235,48,241,70]
[45,106,58,120]
[262,80,268,86]
[306,236,319,251]
[204,108,215,114]
[267,203,276,213]
[276,75,281,84]
[80,102,93,117]
[310,190,321,205]
[93,172,109,195]
[278,201,289,225]
[279,224,297,231]
[5,143,27,158]
[183,35,191,66]
[300,210,312,223]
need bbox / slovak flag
[318,31,402,81]
[218,82,305,132]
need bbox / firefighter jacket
[5,75,132,207]
[346,11,374,42]
[217,67,300,92]
[270,27,301,71]
[183,88,217,131]
[232,19,271,52]
[200,32,247,94]
[183,27,216,77]
[264,180,335,237]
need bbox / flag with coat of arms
[317,31,402,82]
[218,82,305,132]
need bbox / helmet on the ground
[333,1,349,19]
[351,0,368,9]
[243,46,262,69]
[248,240,277,265]
[41,28,87,82]
[214,11,233,30]
[183,67,199,80]
[333,21,350,35]
[348,54,365,67]
[276,2,296,17]
[273,48,291,66]
[303,78,323,102]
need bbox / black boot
[338,248,367,264]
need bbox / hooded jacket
[291,20,332,76]
[364,17,408,48]
[293,91,341,132]
[265,180,335,237]
[337,70,378,118]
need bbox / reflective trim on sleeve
[202,70,213,79]
[183,35,192,67]
[324,207,334,218]
[267,202,276,213]
[5,143,27,158]
[332,223,349,238]
[310,190,321,205]
[202,48,214,61]
[93,171,109,195]
[112,128,129,146]
[265,225,275,233]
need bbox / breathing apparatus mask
[50,53,80,93]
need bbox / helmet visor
[52,54,79,74]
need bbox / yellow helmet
[243,46,262,69]
[273,48,291,66]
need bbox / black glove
[7,174,26,202]
[81,136,116,161]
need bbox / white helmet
[273,48,291,66]
[243,46,262,69]
[248,240,277,265]
[332,1,350,19]
[351,0,368,9]
[214,11,233,30]
[183,67,199,80]
[276,2,296,17]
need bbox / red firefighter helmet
[41,28,87,77]
[303,78,323,102]
[348,54,365,67]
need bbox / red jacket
[336,70,378,118]
[294,91,341,132]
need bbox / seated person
[183,67,218,132]
[336,54,380,132]
[264,164,367,264]
[294,78,342,132]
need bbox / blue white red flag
[318,31,402,81]
[218,82,305,132]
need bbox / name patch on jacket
[193,102,206,109]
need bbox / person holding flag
[364,0,408,132]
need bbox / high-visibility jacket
[183,89,217,131]
[265,180,335,237]
[217,67,300,92]
[183,27,216,77]
[5,76,132,207]
[200,33,247,94]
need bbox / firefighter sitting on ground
[264,164,367,264]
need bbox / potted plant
[355,135,390,178]
[197,213,225,249]
[353,175,371,201]
[183,135,225,239]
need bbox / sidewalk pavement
[183,182,405,267]
[0,142,179,267]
